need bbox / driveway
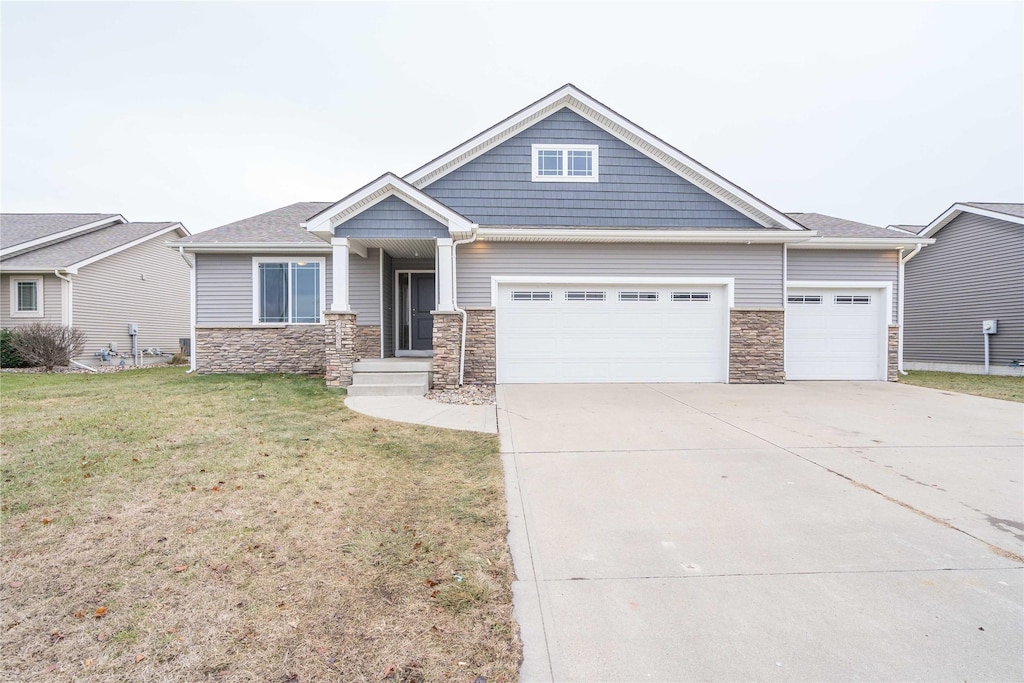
[497,382,1024,682]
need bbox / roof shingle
[1,222,180,269]
[0,213,120,251]
[176,202,331,245]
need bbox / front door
[411,273,435,350]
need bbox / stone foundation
[431,311,463,390]
[464,308,496,384]
[888,325,899,382]
[354,325,381,361]
[325,312,357,387]
[195,325,325,374]
[729,309,785,384]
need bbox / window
[787,295,822,304]
[835,295,871,305]
[672,291,711,302]
[511,290,552,301]
[531,145,599,182]
[619,291,659,302]
[253,258,324,324]
[565,291,606,301]
[9,277,43,317]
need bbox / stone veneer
[354,325,381,361]
[463,308,496,384]
[195,325,325,374]
[324,312,357,387]
[888,325,899,382]
[431,311,463,390]
[729,309,785,384]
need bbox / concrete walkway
[344,395,497,433]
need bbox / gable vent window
[672,291,711,302]
[788,295,822,304]
[531,144,599,182]
[619,291,659,302]
[565,291,606,302]
[512,290,552,302]
[835,295,871,305]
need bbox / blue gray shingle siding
[335,196,448,238]
[422,109,761,228]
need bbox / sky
[2,1,1022,233]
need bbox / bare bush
[8,323,87,371]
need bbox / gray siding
[0,272,64,328]
[423,109,762,228]
[71,233,191,355]
[455,242,782,308]
[787,249,900,321]
[336,196,448,238]
[381,251,394,356]
[905,212,1023,365]
[350,248,381,326]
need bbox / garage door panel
[786,288,884,381]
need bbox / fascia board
[788,237,934,249]
[920,203,1024,238]
[176,243,332,254]
[476,228,815,243]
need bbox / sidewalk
[344,395,498,434]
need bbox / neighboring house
[1,213,191,365]
[175,84,930,389]
[901,202,1023,376]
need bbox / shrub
[0,328,31,368]
[8,323,87,372]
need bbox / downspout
[897,244,923,376]
[53,270,97,373]
[451,228,479,386]
[179,247,197,373]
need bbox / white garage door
[785,288,885,380]
[496,283,727,383]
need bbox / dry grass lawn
[0,368,519,682]
[899,370,1024,403]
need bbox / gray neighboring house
[1,213,191,365]
[176,84,930,389]
[900,202,1023,376]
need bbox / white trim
[66,224,187,273]
[54,270,73,326]
[785,280,893,325]
[476,227,815,244]
[177,243,331,254]
[788,237,933,250]
[402,84,806,231]
[378,249,384,359]
[531,144,599,182]
[301,173,476,237]
[9,277,44,317]
[919,203,1024,238]
[0,214,126,257]
[251,256,327,325]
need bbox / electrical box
[982,319,997,334]
[128,323,139,335]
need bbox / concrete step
[354,358,432,373]
[352,371,432,386]
[346,382,429,397]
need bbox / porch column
[436,237,455,312]
[331,237,350,312]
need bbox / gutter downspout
[179,247,197,373]
[53,270,97,373]
[451,228,479,386]
[898,244,924,376]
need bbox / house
[901,202,1023,376]
[1,213,191,365]
[175,84,931,389]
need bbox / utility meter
[982,319,997,334]
[128,323,139,335]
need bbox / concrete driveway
[497,382,1024,682]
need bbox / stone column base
[464,308,496,384]
[730,309,785,384]
[888,325,899,382]
[325,312,357,387]
[354,325,381,360]
[431,311,463,389]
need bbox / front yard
[0,368,519,682]
[899,370,1024,403]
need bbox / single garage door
[496,283,727,383]
[785,287,885,380]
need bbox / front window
[531,144,599,182]
[10,278,43,317]
[254,259,323,324]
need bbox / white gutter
[179,247,197,373]
[451,227,479,386]
[53,269,97,372]
[476,227,816,244]
[897,244,924,375]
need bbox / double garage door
[494,281,888,384]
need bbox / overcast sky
[2,1,1021,232]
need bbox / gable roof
[403,84,807,232]
[919,202,1024,238]
[0,213,124,255]
[785,212,933,249]
[176,202,331,248]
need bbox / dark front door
[411,273,435,351]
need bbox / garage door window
[565,291,606,301]
[835,295,871,304]
[672,291,711,302]
[511,291,552,301]
[788,295,822,304]
[619,291,659,302]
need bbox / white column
[436,237,455,312]
[331,238,350,312]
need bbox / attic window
[532,145,599,182]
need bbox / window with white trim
[531,144,599,182]
[672,291,711,302]
[253,258,324,324]
[9,277,43,317]
[835,295,871,305]
[511,290,552,301]
[619,291,659,302]
[565,291,606,301]
[787,295,822,304]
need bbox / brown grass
[899,370,1024,403]
[0,368,519,682]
